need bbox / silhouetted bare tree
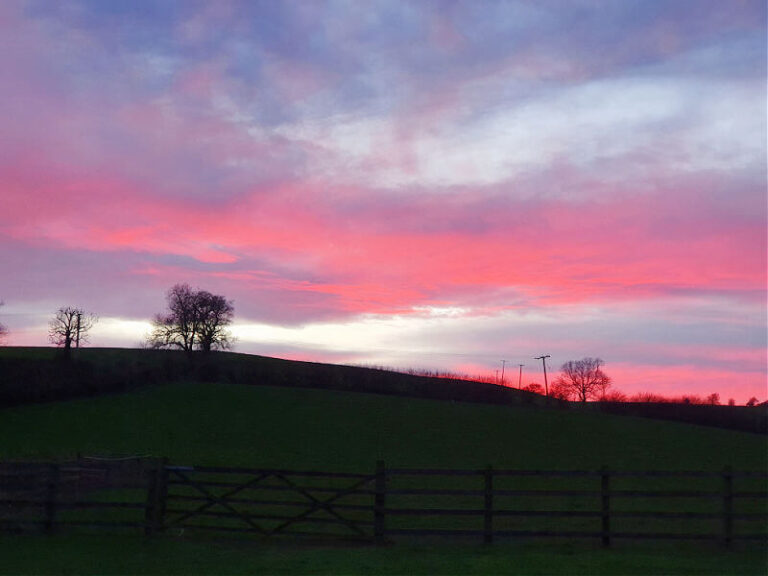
[49,306,97,358]
[149,284,198,352]
[600,390,628,402]
[552,357,611,402]
[148,284,234,353]
[522,383,544,395]
[631,392,664,403]
[196,290,235,352]
[549,379,575,400]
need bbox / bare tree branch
[196,290,235,352]
[49,306,97,356]
[147,284,234,353]
[552,357,611,402]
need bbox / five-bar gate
[158,464,383,541]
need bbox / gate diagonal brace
[166,469,270,533]
[270,474,375,536]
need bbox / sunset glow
[1,1,765,401]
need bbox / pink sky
[0,1,765,402]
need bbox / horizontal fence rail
[381,466,768,546]
[0,458,156,534]
[1,460,766,546]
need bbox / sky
[0,0,765,402]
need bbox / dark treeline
[593,401,767,435]
[0,349,185,405]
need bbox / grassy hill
[2,347,764,434]
[0,347,552,409]
[0,347,766,469]
[1,378,765,472]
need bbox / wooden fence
[0,458,153,534]
[1,459,766,546]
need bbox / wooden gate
[160,465,382,541]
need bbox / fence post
[144,458,168,536]
[601,467,611,547]
[144,460,159,536]
[157,458,169,533]
[484,465,494,544]
[722,466,733,547]
[374,460,386,544]
[44,463,60,534]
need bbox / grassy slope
[1,373,766,575]
[1,381,764,471]
[3,347,764,434]
[0,346,553,408]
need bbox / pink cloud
[3,160,764,318]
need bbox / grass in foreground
[1,534,766,576]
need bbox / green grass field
[1,380,765,471]
[1,352,766,575]
[1,534,766,575]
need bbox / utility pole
[518,364,524,389]
[534,355,551,396]
[500,360,507,386]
